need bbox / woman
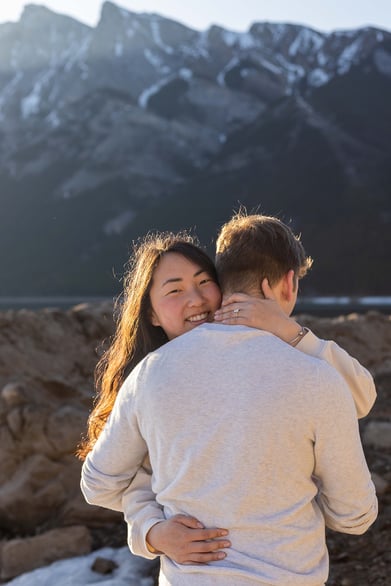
[79,229,376,565]
[77,232,221,460]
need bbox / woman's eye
[200,278,212,285]
[167,289,180,295]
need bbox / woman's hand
[146,514,231,564]
[214,278,301,343]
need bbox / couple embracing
[80,212,377,586]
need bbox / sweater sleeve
[297,330,376,418]
[80,376,148,512]
[122,457,165,560]
[312,365,378,535]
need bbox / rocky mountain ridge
[0,2,390,295]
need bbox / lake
[0,296,390,317]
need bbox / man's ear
[281,269,296,302]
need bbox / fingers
[179,537,231,565]
[154,517,231,565]
[147,516,231,565]
[181,550,228,564]
[172,514,204,529]
[214,312,243,324]
[191,527,229,541]
[174,522,231,557]
[191,538,231,553]
[214,304,245,323]
[171,516,229,541]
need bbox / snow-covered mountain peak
[20,3,90,29]
[0,3,389,130]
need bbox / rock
[0,303,116,534]
[0,454,66,531]
[1,382,27,407]
[91,556,119,574]
[0,525,92,580]
[371,472,389,495]
[363,421,391,449]
[299,312,391,373]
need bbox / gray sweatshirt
[81,324,377,586]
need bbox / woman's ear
[150,310,160,327]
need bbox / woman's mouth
[186,312,209,323]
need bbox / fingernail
[219,529,228,536]
[217,552,226,559]
[196,522,204,528]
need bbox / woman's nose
[187,287,204,306]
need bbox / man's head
[215,213,313,313]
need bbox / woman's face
[149,252,222,340]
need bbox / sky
[0,0,390,33]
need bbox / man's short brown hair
[215,213,313,294]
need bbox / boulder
[363,421,391,450]
[0,303,119,534]
[0,525,92,580]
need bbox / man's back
[131,323,376,585]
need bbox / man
[82,213,377,585]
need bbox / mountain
[0,2,390,296]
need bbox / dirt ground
[326,377,391,586]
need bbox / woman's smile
[186,311,210,323]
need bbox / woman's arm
[293,329,376,418]
[122,462,231,563]
[144,515,230,564]
[122,459,164,560]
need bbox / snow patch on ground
[7,547,155,586]
[275,54,305,84]
[138,68,191,108]
[337,38,362,74]
[179,67,192,80]
[308,68,331,87]
[138,76,172,108]
[222,30,257,50]
[0,71,24,120]
[21,68,56,118]
[143,48,170,74]
[374,48,391,76]
[150,19,173,54]
[46,110,61,128]
[288,29,324,57]
[257,57,282,75]
[217,56,240,86]
[115,41,123,57]
[64,36,90,74]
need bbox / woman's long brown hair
[77,231,218,460]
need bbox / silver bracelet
[289,326,309,346]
